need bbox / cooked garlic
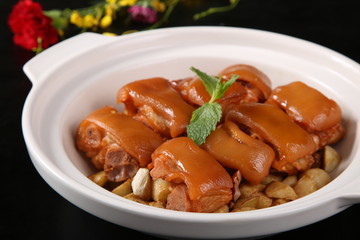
[265,181,297,200]
[323,145,341,173]
[112,178,132,197]
[131,168,152,201]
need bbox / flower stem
[147,0,180,30]
[32,37,43,54]
[193,0,241,20]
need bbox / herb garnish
[186,67,238,145]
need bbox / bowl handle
[23,32,117,85]
[336,176,360,207]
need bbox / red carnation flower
[8,0,59,51]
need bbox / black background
[1,0,360,239]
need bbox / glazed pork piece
[219,64,272,102]
[76,106,163,182]
[172,64,272,112]
[81,64,346,213]
[202,121,275,185]
[266,81,345,147]
[226,103,318,174]
[117,77,195,138]
[150,137,233,213]
[172,76,248,107]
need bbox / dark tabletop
[2,0,360,239]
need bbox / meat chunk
[171,77,211,106]
[150,137,233,213]
[172,64,272,113]
[166,184,192,212]
[219,64,272,102]
[226,103,318,174]
[76,106,163,182]
[172,76,250,109]
[76,122,104,160]
[266,81,345,147]
[117,77,195,138]
[203,121,275,185]
[104,144,140,182]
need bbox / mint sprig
[186,67,238,145]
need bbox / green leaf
[44,10,69,30]
[186,103,222,145]
[187,66,239,145]
[214,74,238,100]
[190,66,238,103]
[190,67,218,99]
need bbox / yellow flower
[70,11,84,28]
[102,32,117,36]
[152,0,166,12]
[105,5,114,16]
[106,0,116,3]
[83,14,96,28]
[100,15,113,28]
[119,0,137,7]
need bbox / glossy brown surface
[266,81,345,147]
[173,64,272,112]
[117,77,195,138]
[173,76,249,106]
[77,106,162,167]
[226,103,318,174]
[203,121,275,184]
[150,137,233,212]
[220,64,272,102]
[266,81,342,131]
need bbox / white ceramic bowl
[22,26,360,239]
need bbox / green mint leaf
[187,66,238,145]
[212,74,238,101]
[190,66,238,103]
[190,67,219,100]
[186,102,222,145]
[216,75,239,100]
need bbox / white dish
[22,26,360,239]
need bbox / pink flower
[128,5,157,24]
